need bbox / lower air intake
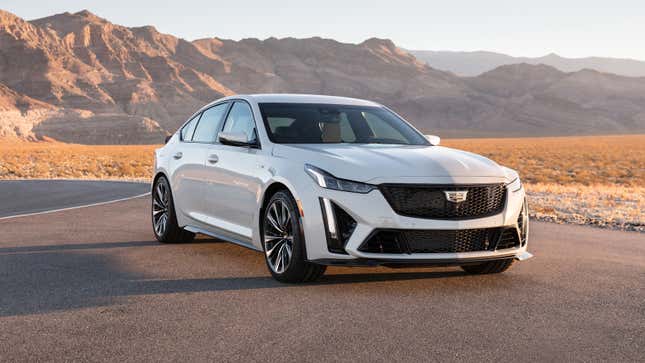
[358,227,521,254]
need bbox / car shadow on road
[0,241,160,253]
[0,240,468,317]
[0,238,223,254]
[120,269,467,295]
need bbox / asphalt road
[0,183,643,362]
[0,179,150,218]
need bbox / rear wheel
[152,176,195,243]
[262,190,326,283]
[461,259,514,274]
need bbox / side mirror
[425,134,441,146]
[164,134,172,144]
[219,131,259,148]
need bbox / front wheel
[262,191,326,283]
[461,259,514,274]
[152,176,195,243]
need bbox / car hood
[273,144,508,183]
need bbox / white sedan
[152,94,531,282]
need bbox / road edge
[0,179,151,220]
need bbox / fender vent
[320,199,356,254]
[496,229,521,249]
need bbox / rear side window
[222,102,256,141]
[192,103,229,143]
[180,114,200,141]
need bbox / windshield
[258,103,429,145]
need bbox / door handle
[173,152,183,160]
[207,154,219,164]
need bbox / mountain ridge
[410,49,645,77]
[1,9,644,143]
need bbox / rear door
[169,113,206,222]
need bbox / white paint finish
[155,94,529,264]
[200,143,267,238]
[189,212,253,239]
[273,143,506,183]
[168,141,207,225]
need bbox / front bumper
[299,177,530,264]
[312,251,534,267]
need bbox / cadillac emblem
[444,190,468,203]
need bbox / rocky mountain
[410,50,645,78]
[1,9,644,143]
[463,64,645,135]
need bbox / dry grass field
[448,135,644,231]
[0,135,643,231]
[444,135,643,187]
[0,141,155,181]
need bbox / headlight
[305,164,376,193]
[506,177,522,192]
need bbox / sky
[3,0,645,60]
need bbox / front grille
[405,229,499,253]
[379,184,506,219]
[359,228,503,254]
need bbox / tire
[152,176,195,243]
[461,259,514,274]
[262,190,326,283]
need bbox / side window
[192,103,229,143]
[222,102,256,141]
[180,114,200,141]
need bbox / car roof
[248,94,381,106]
[200,94,381,111]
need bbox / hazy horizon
[3,0,645,61]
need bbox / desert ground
[0,135,642,232]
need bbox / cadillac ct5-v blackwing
[152,94,531,282]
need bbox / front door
[201,101,264,243]
[179,102,230,224]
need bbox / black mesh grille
[404,229,499,253]
[379,184,506,219]
[359,228,503,254]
